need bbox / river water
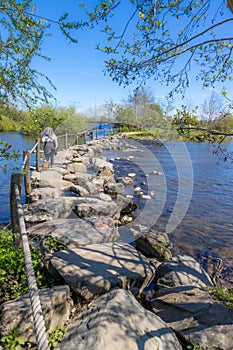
[105,139,233,286]
[1,132,233,285]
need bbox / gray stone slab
[151,285,233,350]
[27,217,119,248]
[56,288,182,350]
[47,242,155,301]
[155,254,213,289]
[74,196,120,219]
[40,170,64,189]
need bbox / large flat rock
[155,254,213,289]
[27,217,119,248]
[151,285,233,350]
[74,196,120,219]
[56,288,182,350]
[47,242,155,301]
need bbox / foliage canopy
[1,1,233,107]
[75,0,233,98]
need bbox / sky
[32,0,233,114]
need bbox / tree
[104,101,119,121]
[75,1,233,99]
[2,1,233,107]
[0,0,53,107]
[201,91,227,122]
[0,0,80,108]
[115,106,136,128]
[114,87,165,131]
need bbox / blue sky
[33,0,233,113]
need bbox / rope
[30,140,40,154]
[14,184,50,350]
[21,152,28,171]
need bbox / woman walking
[41,127,58,168]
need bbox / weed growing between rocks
[206,286,233,309]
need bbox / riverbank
[1,136,233,350]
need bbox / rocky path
[1,137,233,350]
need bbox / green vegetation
[48,325,67,349]
[0,0,54,108]
[206,287,233,309]
[0,229,54,303]
[0,104,87,135]
[0,328,31,350]
[75,1,233,99]
[185,345,201,350]
[1,1,233,107]
[43,236,66,252]
[114,88,233,145]
[0,325,67,350]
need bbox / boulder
[39,170,63,189]
[66,162,87,173]
[63,172,94,189]
[56,288,182,350]
[29,187,62,202]
[151,285,233,350]
[155,255,213,289]
[113,193,137,214]
[134,227,172,262]
[74,196,120,219]
[47,242,155,301]
[27,217,119,248]
[0,286,72,344]
[65,184,89,197]
[104,180,125,195]
[91,157,113,172]
[85,177,104,194]
[30,171,41,187]
[23,197,73,223]
[73,155,90,165]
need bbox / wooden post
[104,128,106,137]
[65,133,68,149]
[36,138,40,171]
[10,173,22,245]
[95,129,98,139]
[23,150,31,204]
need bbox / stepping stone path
[1,137,233,350]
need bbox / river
[1,132,233,285]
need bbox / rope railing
[30,139,40,155]
[21,151,29,172]
[13,182,49,350]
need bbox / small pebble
[141,194,151,200]
[128,173,136,177]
